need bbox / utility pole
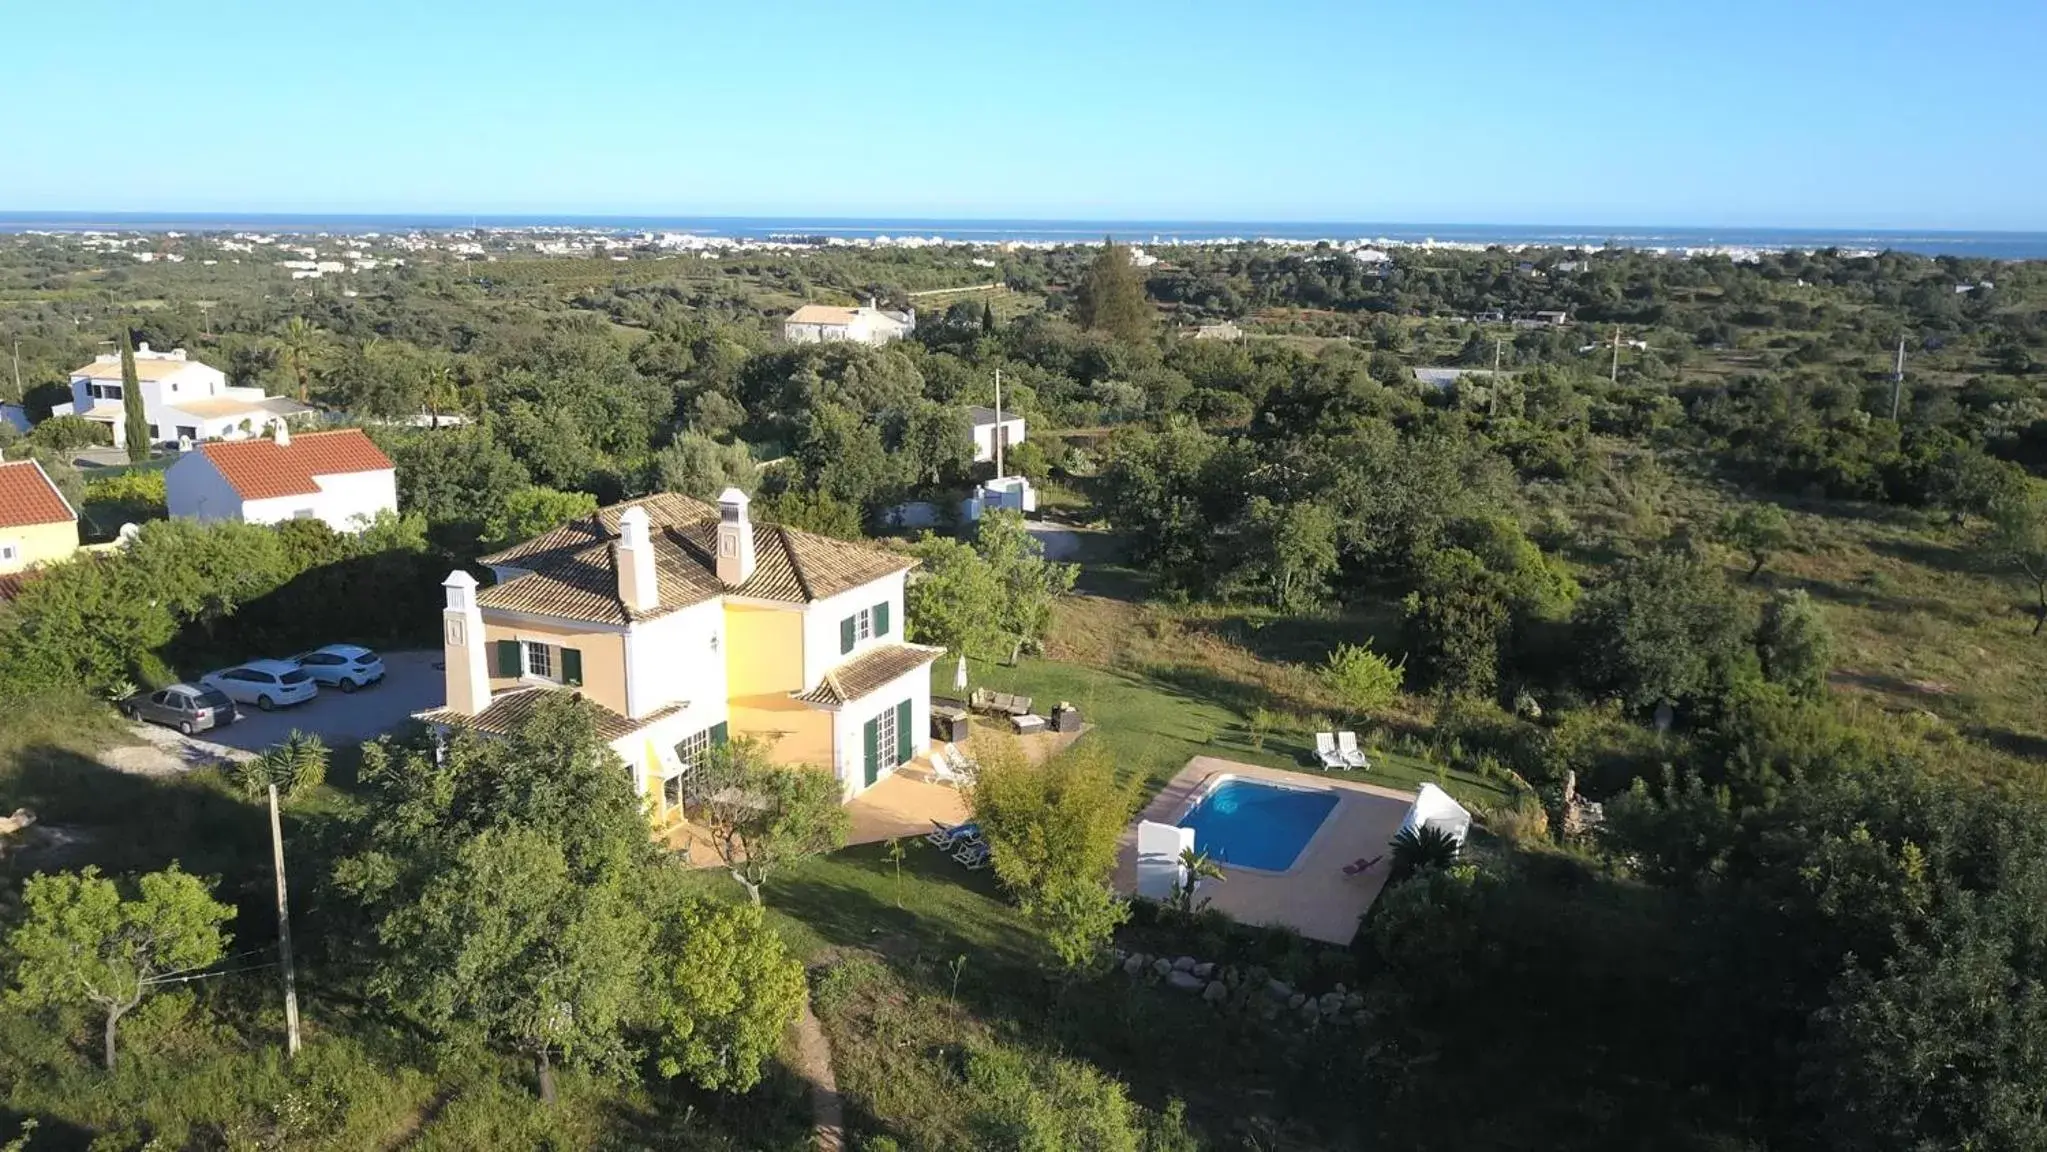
[8,340,19,406]
[268,783,302,1057]
[1491,338,1504,416]
[993,367,1005,479]
[1610,324,1622,384]
[1890,337,1907,421]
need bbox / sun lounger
[1337,731,1370,770]
[1314,732,1346,770]
[927,820,978,848]
[953,839,991,868]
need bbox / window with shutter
[874,601,891,637]
[894,699,912,764]
[840,616,856,654]
[560,647,583,686]
[710,721,728,745]
[494,640,522,677]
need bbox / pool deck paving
[1114,756,1416,945]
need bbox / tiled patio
[662,723,1095,861]
[1114,756,1416,945]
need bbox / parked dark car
[121,684,240,735]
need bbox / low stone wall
[1107,947,1366,1028]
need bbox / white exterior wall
[163,452,243,523]
[829,664,933,801]
[65,362,233,447]
[623,598,728,721]
[166,461,397,532]
[781,314,909,346]
[608,703,730,809]
[798,571,909,691]
[970,416,1027,464]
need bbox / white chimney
[616,505,659,612]
[272,419,290,447]
[716,488,756,587]
[441,570,490,717]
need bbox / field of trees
[1,229,2046,1149]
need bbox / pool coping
[1115,756,1419,944]
[1174,771,1345,878]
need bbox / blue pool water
[1179,779,1340,872]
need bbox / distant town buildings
[53,345,312,450]
[782,301,916,346]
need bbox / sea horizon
[3,210,2045,260]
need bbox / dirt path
[786,993,844,1152]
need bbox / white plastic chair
[1337,731,1370,770]
[1314,732,1346,770]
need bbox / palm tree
[276,316,326,404]
[1171,847,1226,917]
[1388,824,1461,884]
[420,364,459,429]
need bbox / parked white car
[202,659,319,711]
[291,644,387,692]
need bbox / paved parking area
[129,649,445,759]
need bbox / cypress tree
[1072,236,1152,342]
[120,328,148,462]
[980,299,996,335]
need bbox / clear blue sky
[4,0,2043,228]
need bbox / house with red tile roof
[164,425,397,532]
[0,457,80,575]
[419,489,942,819]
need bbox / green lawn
[934,651,1510,810]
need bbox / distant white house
[165,426,396,532]
[1193,320,1244,341]
[782,301,916,346]
[53,345,311,449]
[1414,367,1495,390]
[967,405,1025,466]
[962,475,1036,522]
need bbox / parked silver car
[120,684,240,735]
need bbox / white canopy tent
[1397,783,1473,846]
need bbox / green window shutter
[874,601,891,638]
[862,717,880,785]
[840,616,857,654]
[494,640,522,677]
[710,721,728,745]
[895,699,912,764]
[560,647,583,686]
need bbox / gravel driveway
[119,649,445,766]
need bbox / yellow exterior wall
[0,520,80,576]
[480,616,628,715]
[724,602,804,696]
[729,695,834,768]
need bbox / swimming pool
[1179,777,1340,872]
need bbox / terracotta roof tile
[794,643,945,708]
[416,685,687,743]
[477,493,916,625]
[196,430,393,501]
[0,460,77,528]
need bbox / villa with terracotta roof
[164,425,396,532]
[0,458,79,576]
[421,489,943,821]
[782,299,915,346]
[52,344,312,450]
